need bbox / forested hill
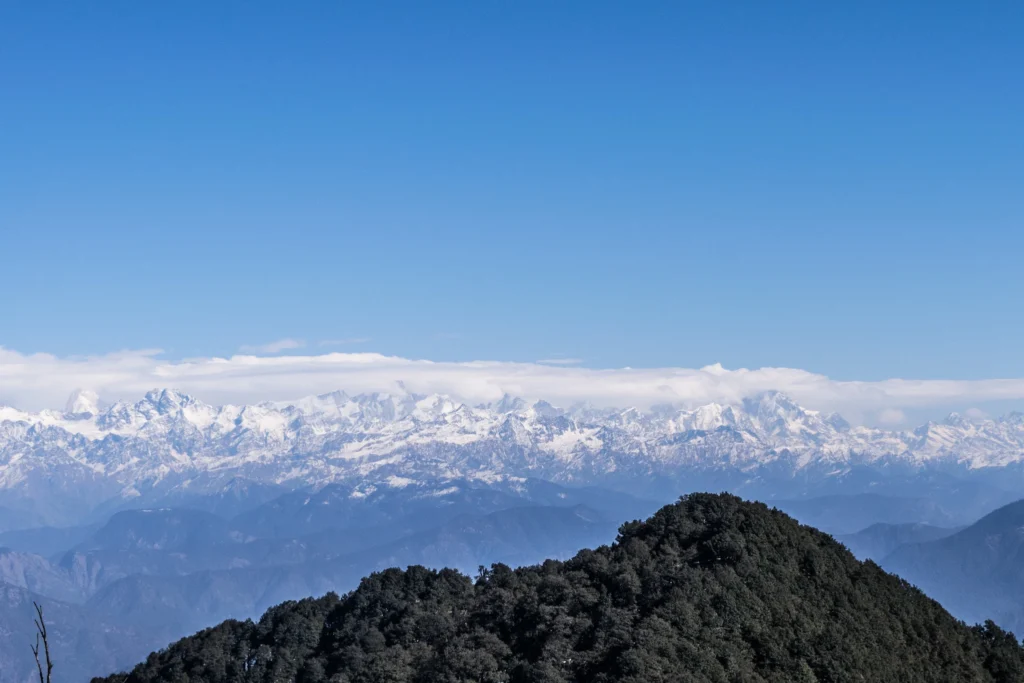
[92,494,1024,683]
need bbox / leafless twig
[30,601,53,683]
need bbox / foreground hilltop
[94,494,1023,683]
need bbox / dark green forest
[92,494,1024,683]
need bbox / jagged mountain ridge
[1,388,1022,526]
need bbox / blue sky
[2,1,1022,381]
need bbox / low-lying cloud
[2,347,1023,426]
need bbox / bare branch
[31,602,53,683]
[31,633,45,683]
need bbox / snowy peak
[411,394,461,421]
[943,412,970,428]
[142,388,202,415]
[529,400,563,419]
[681,402,739,432]
[740,391,836,439]
[90,390,210,433]
[351,392,415,423]
[743,391,804,423]
[288,390,352,413]
[64,389,100,416]
[489,394,529,414]
[824,412,851,432]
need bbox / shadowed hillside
[884,498,1024,637]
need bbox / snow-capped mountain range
[1,388,1022,527]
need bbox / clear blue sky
[2,1,1021,380]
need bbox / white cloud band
[2,347,1023,425]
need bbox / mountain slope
[773,493,970,535]
[0,523,99,558]
[95,494,1024,683]
[0,584,143,683]
[83,504,620,637]
[0,503,44,532]
[883,498,1024,637]
[231,478,656,539]
[838,522,960,561]
[344,503,617,576]
[0,548,85,603]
